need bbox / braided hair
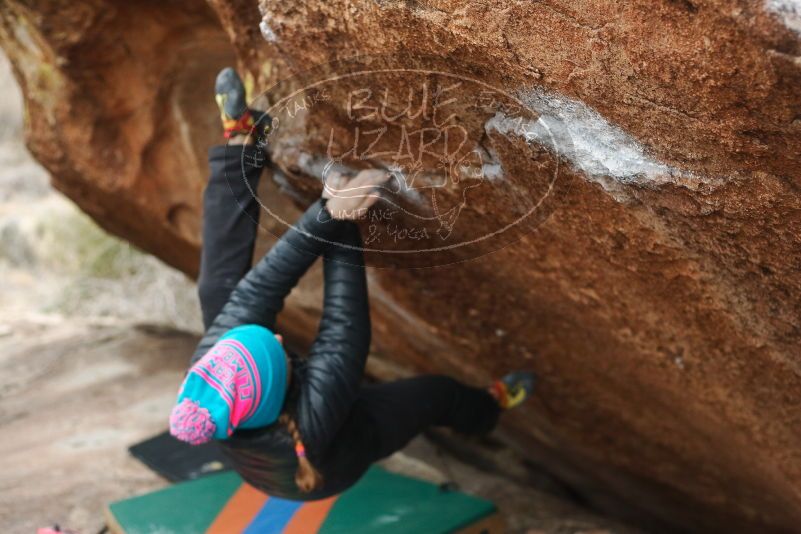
[278,413,323,492]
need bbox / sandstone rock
[0,0,235,275]
[2,0,801,531]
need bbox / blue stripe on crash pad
[242,497,303,534]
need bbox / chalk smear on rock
[259,7,279,43]
[765,0,801,35]
[485,87,713,199]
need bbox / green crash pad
[107,466,499,533]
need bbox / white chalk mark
[258,6,279,42]
[259,21,278,42]
[485,86,712,198]
[480,162,504,180]
[765,0,801,35]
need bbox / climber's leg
[356,375,502,462]
[321,371,535,488]
[197,68,268,329]
[197,143,265,328]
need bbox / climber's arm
[191,199,350,365]
[296,223,371,457]
[287,169,388,456]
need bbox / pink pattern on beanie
[169,398,216,445]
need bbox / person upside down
[169,68,536,500]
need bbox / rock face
[3,0,801,531]
[0,0,234,275]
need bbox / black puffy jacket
[190,200,371,500]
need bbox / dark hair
[279,413,323,492]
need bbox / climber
[168,67,536,500]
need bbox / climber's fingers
[353,187,383,213]
[325,169,389,220]
[351,169,391,189]
[322,171,347,199]
[326,169,389,199]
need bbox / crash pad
[128,430,232,482]
[106,465,501,533]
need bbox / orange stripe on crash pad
[207,484,268,534]
[282,496,338,534]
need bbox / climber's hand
[324,169,389,220]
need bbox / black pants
[352,375,500,462]
[197,145,500,478]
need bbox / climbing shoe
[214,67,271,140]
[490,371,535,409]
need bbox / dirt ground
[0,319,195,532]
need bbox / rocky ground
[0,53,636,533]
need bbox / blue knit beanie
[169,324,288,444]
